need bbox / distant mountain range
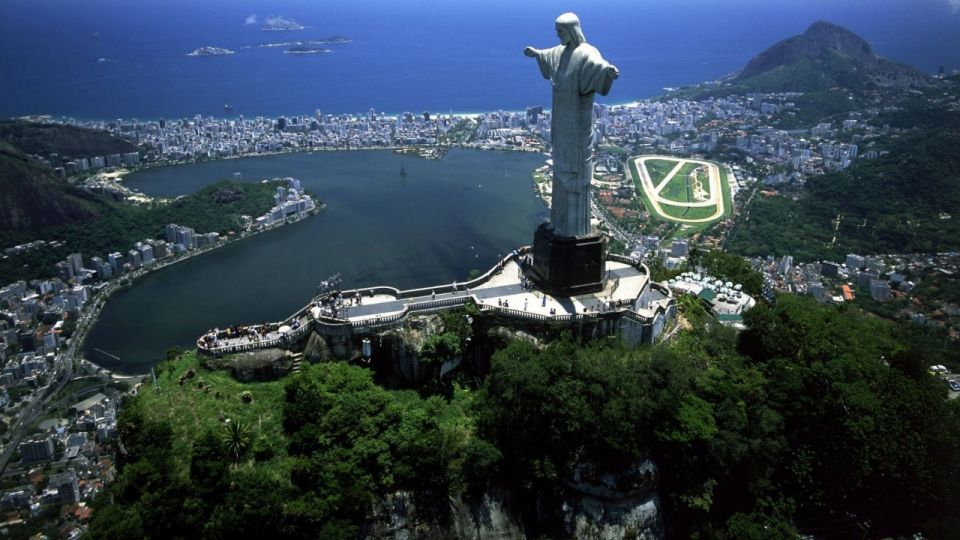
[732,21,933,93]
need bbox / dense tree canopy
[727,120,960,261]
[88,295,960,538]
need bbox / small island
[261,15,305,31]
[186,46,235,57]
[318,36,351,44]
[284,46,331,55]
[252,39,347,49]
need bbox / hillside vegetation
[0,180,284,283]
[0,120,137,158]
[0,120,139,238]
[668,21,935,127]
[87,295,960,538]
[727,115,960,261]
[736,21,930,90]
[0,143,101,235]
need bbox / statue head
[555,12,586,46]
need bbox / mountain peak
[735,20,928,90]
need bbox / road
[0,289,96,474]
[591,196,635,247]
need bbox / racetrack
[630,155,726,224]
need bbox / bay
[83,149,547,374]
[3,0,957,120]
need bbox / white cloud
[948,0,960,13]
[244,14,258,25]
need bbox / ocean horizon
[3,0,960,121]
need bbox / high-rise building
[821,261,840,278]
[66,253,84,276]
[778,255,793,275]
[19,436,54,463]
[670,239,689,258]
[864,256,884,275]
[48,471,80,504]
[845,254,865,271]
[870,279,891,302]
[127,248,142,268]
[55,261,74,281]
[108,252,123,273]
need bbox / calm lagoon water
[83,149,546,373]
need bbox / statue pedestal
[529,223,606,296]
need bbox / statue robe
[533,42,616,237]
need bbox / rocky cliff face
[364,491,525,540]
[563,460,662,539]
[363,482,662,540]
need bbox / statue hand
[607,65,620,79]
[523,46,538,58]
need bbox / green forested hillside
[0,120,139,239]
[727,118,960,261]
[0,181,284,283]
[0,120,137,158]
[0,143,102,235]
[86,296,960,539]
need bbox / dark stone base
[528,223,607,296]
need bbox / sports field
[629,155,731,227]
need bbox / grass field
[659,162,700,202]
[643,158,678,185]
[719,167,733,219]
[630,156,733,237]
[137,352,292,479]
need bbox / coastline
[109,142,547,182]
[36,97,642,126]
[75,203,322,376]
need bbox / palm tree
[222,420,252,465]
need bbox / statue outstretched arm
[524,46,553,79]
[598,64,619,95]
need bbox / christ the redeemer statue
[525,12,619,238]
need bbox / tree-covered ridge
[0,120,137,159]
[87,294,960,538]
[727,119,960,261]
[0,142,102,235]
[0,180,289,283]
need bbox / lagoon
[83,149,547,373]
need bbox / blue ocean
[2,0,959,120]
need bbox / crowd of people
[315,290,366,320]
[198,322,282,349]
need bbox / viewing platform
[197,249,675,357]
